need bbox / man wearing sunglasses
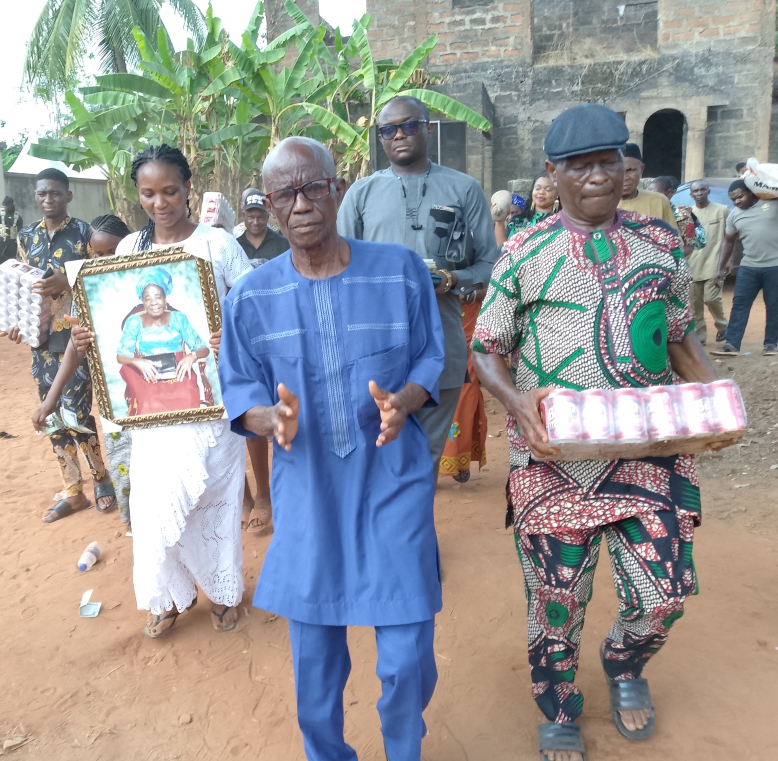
[219,137,445,761]
[338,96,499,475]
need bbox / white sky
[0,0,364,145]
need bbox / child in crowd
[31,215,133,526]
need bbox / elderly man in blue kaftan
[220,232,444,759]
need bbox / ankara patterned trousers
[31,348,106,497]
[516,510,697,723]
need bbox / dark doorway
[643,109,685,180]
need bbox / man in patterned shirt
[471,104,720,761]
[648,175,706,257]
[2,168,114,523]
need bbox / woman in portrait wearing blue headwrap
[117,266,211,415]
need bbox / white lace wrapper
[130,419,246,614]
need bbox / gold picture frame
[72,246,225,430]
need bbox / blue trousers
[725,265,778,350]
[288,618,437,761]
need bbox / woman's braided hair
[130,144,193,251]
[89,214,131,242]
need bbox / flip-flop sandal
[247,507,273,536]
[211,605,238,633]
[142,610,180,639]
[94,482,117,512]
[601,645,655,740]
[42,498,92,524]
[142,597,197,639]
[538,722,586,761]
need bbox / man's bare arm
[667,331,718,384]
[472,352,559,459]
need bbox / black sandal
[538,722,586,760]
[42,499,92,524]
[94,482,117,512]
[211,605,238,633]
[142,597,197,639]
[601,645,655,740]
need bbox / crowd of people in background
[1,95,776,761]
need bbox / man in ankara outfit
[617,143,678,231]
[218,137,445,761]
[472,104,722,761]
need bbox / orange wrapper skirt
[440,301,488,476]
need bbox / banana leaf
[90,104,145,131]
[297,103,368,151]
[96,73,173,100]
[284,0,311,26]
[399,89,492,134]
[199,123,267,149]
[82,90,138,107]
[376,36,439,107]
[350,23,376,93]
[202,67,245,97]
[265,22,311,51]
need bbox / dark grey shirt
[338,163,498,389]
[237,228,290,263]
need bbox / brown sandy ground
[0,283,776,760]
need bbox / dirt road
[1,286,776,760]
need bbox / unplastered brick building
[269,0,776,194]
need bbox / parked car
[672,178,743,270]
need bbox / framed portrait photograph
[72,247,224,430]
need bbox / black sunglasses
[376,120,430,141]
[264,178,337,209]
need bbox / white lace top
[116,223,252,300]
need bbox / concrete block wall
[337,0,776,189]
[533,0,659,64]
[369,0,533,65]
[658,0,771,52]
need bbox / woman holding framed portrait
[115,145,252,639]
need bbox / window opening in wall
[643,109,686,180]
[370,121,468,174]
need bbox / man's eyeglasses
[376,120,429,141]
[264,178,337,209]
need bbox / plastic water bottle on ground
[78,541,102,572]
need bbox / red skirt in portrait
[120,351,201,416]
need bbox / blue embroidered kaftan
[219,239,445,626]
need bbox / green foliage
[25,0,206,99]
[28,0,493,220]
[2,144,24,174]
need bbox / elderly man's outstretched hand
[369,380,410,447]
[273,383,299,451]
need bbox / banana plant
[26,0,495,220]
[29,89,147,222]
[292,10,493,180]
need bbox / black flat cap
[544,103,629,161]
[624,143,642,161]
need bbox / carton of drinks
[540,381,746,461]
[200,192,236,232]
[0,260,54,348]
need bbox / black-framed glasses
[264,178,337,209]
[376,120,429,141]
